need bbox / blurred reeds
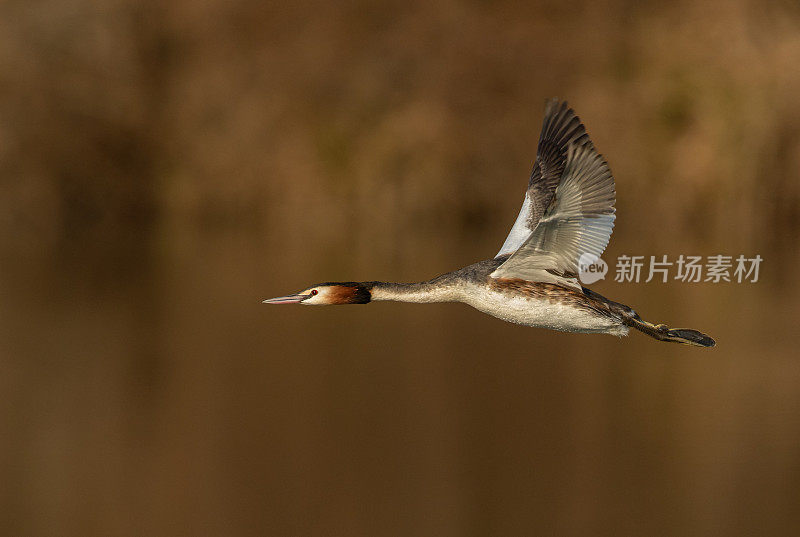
[2,0,799,258]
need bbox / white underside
[460,284,628,336]
[496,194,533,257]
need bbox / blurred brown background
[1,0,800,535]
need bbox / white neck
[369,281,458,303]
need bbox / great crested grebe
[264,99,715,347]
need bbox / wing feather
[491,143,616,280]
[496,99,595,256]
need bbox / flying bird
[264,99,715,347]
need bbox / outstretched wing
[495,99,595,257]
[491,142,616,281]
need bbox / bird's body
[265,99,715,347]
[368,257,626,335]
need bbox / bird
[264,99,715,347]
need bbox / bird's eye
[311,290,318,295]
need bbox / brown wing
[496,99,597,257]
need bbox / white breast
[460,284,627,336]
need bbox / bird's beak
[262,293,309,304]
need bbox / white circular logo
[578,253,608,284]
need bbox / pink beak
[262,293,309,304]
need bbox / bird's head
[262,282,372,305]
